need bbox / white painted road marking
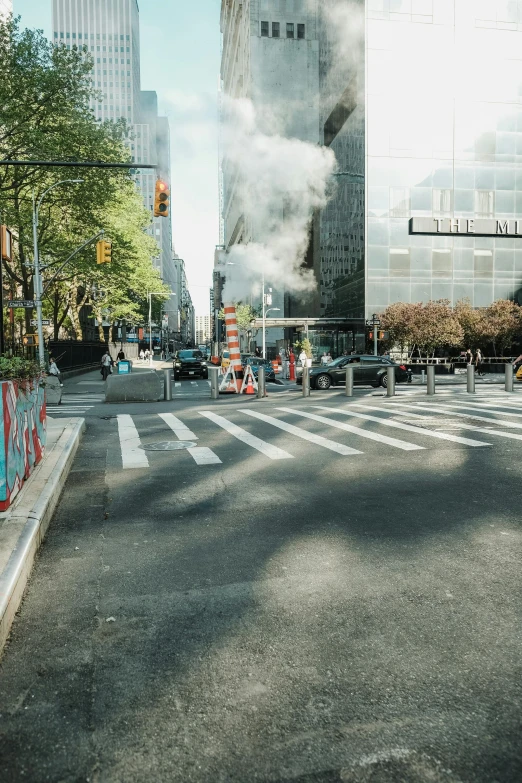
[158,412,199,440]
[117,414,149,469]
[317,406,491,447]
[188,447,222,465]
[379,403,522,443]
[385,401,522,430]
[241,410,363,456]
[199,411,293,460]
[278,408,424,451]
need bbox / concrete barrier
[105,370,162,403]
[45,375,62,405]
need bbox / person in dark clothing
[117,349,125,361]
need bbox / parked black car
[173,349,208,380]
[296,355,410,389]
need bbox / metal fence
[47,341,109,372]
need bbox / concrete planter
[0,380,46,511]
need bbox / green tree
[482,299,522,355]
[0,16,167,342]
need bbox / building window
[261,21,269,36]
[474,250,493,278]
[432,249,452,278]
[60,32,64,38]
[297,23,305,38]
[66,32,70,38]
[433,188,452,216]
[390,187,410,217]
[54,32,58,38]
[272,22,280,37]
[389,248,411,277]
[286,23,294,38]
[475,190,495,218]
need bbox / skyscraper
[0,0,12,21]
[52,0,174,293]
[52,0,141,125]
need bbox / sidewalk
[0,416,85,653]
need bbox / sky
[13,0,221,317]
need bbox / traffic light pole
[32,195,46,367]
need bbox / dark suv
[296,355,410,390]
[173,350,208,380]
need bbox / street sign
[31,319,51,326]
[366,319,381,326]
[8,300,34,308]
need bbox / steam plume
[221,97,337,302]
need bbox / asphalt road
[0,371,521,782]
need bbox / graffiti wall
[0,381,46,511]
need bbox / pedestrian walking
[465,347,473,365]
[144,349,150,362]
[475,348,485,377]
[48,356,63,387]
[321,352,329,366]
[100,350,113,381]
[139,349,145,361]
[299,349,307,368]
[325,351,332,363]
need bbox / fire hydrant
[289,350,296,381]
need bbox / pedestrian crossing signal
[23,333,38,346]
[369,330,388,340]
[96,240,112,264]
[154,180,170,218]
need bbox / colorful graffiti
[0,381,46,511]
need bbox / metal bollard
[386,365,395,397]
[505,363,514,393]
[257,365,266,399]
[466,363,475,393]
[163,368,173,401]
[302,365,311,397]
[427,365,435,395]
[209,366,219,399]
[421,369,425,385]
[345,365,354,397]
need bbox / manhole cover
[140,441,196,451]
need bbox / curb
[0,418,85,655]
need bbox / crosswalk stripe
[158,412,199,440]
[379,403,522,443]
[318,406,491,447]
[175,382,181,387]
[241,410,362,456]
[117,414,149,469]
[188,447,222,465]
[430,401,522,417]
[199,411,293,460]
[191,381,197,386]
[383,401,522,430]
[277,408,424,451]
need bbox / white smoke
[221,97,337,302]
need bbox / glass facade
[366,0,522,318]
[318,0,522,323]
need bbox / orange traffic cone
[245,376,255,394]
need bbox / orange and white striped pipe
[224,303,242,370]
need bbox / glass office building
[320,0,522,322]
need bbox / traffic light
[96,240,112,264]
[154,179,170,218]
[23,333,38,347]
[369,330,389,340]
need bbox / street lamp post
[32,180,83,366]
[148,291,173,365]
[262,306,280,360]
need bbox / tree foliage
[0,16,169,342]
[381,298,522,357]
